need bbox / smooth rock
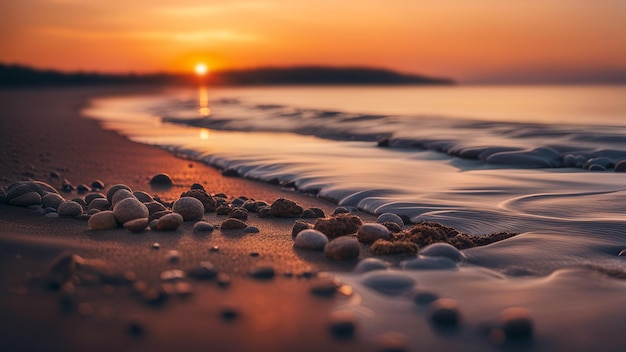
[243,226,259,234]
[6,181,58,202]
[324,237,360,261]
[301,207,325,218]
[106,184,132,203]
[498,307,534,340]
[294,229,328,251]
[8,191,42,207]
[27,205,46,214]
[376,213,404,227]
[187,261,218,280]
[149,219,158,230]
[88,198,111,211]
[221,218,247,229]
[71,198,87,209]
[314,214,363,239]
[45,212,59,218]
[77,184,90,193]
[149,173,173,186]
[58,201,84,217]
[270,198,304,217]
[124,218,149,233]
[249,265,275,279]
[357,223,392,244]
[133,191,153,203]
[292,221,313,238]
[91,180,105,190]
[400,256,458,270]
[88,210,117,230]
[329,310,356,339]
[156,213,183,231]
[149,210,171,222]
[87,209,100,215]
[84,193,105,205]
[111,189,136,207]
[42,193,65,210]
[413,291,439,306]
[430,298,461,326]
[113,198,149,224]
[180,189,216,212]
[193,221,214,233]
[172,197,204,221]
[332,207,350,215]
[362,271,416,295]
[420,243,466,262]
[354,258,388,273]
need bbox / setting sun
[195,63,208,76]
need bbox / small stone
[193,221,214,233]
[84,192,105,205]
[329,310,356,339]
[294,229,328,251]
[324,237,360,261]
[167,250,180,263]
[216,205,231,215]
[190,183,204,191]
[61,179,74,192]
[76,184,90,193]
[160,269,185,281]
[149,210,171,222]
[71,198,87,209]
[354,258,388,273]
[113,198,149,224]
[221,218,247,229]
[249,265,275,279]
[105,184,132,203]
[8,191,42,207]
[45,212,59,218]
[257,206,272,218]
[292,221,313,238]
[88,210,118,230]
[133,191,153,203]
[332,207,350,215]
[497,307,534,340]
[180,189,216,212]
[217,273,231,287]
[314,214,363,239]
[220,304,239,320]
[156,213,184,231]
[413,291,439,306]
[270,198,303,218]
[420,243,466,262]
[149,219,158,230]
[57,201,84,217]
[430,298,461,326]
[229,208,248,221]
[310,277,340,297]
[172,197,204,221]
[42,193,65,210]
[210,246,220,252]
[145,201,167,215]
[381,222,403,233]
[357,223,392,244]
[27,205,45,214]
[302,207,325,218]
[376,213,404,228]
[124,218,149,233]
[111,189,136,207]
[88,198,111,211]
[152,243,160,249]
[188,261,218,279]
[249,252,259,257]
[91,180,105,190]
[362,271,416,295]
[243,226,259,234]
[149,173,173,186]
[371,240,418,255]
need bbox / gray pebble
[88,210,117,230]
[357,223,392,244]
[45,212,59,218]
[124,218,149,233]
[84,193,105,205]
[324,236,360,261]
[156,213,183,231]
[243,226,260,234]
[172,197,204,221]
[376,213,404,227]
[58,201,84,217]
[193,221,214,233]
[133,191,154,203]
[332,207,350,215]
[111,189,136,207]
[498,307,534,340]
[88,198,111,211]
[354,258,388,274]
[294,229,328,251]
[42,193,65,210]
[8,191,42,207]
[430,298,461,326]
[249,265,276,279]
[113,198,149,224]
[105,184,132,203]
[149,173,173,186]
[420,243,465,262]
[221,218,247,229]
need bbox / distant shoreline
[0,63,454,87]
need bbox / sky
[1,0,625,83]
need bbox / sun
[195,63,208,76]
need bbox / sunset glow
[1,1,625,83]
[195,63,208,76]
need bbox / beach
[1,86,625,352]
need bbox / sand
[0,86,375,352]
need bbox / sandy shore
[0,86,375,352]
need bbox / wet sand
[0,87,374,352]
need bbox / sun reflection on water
[198,86,211,116]
[199,128,210,140]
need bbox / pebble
[133,191,153,203]
[294,229,328,251]
[497,307,534,340]
[376,213,404,228]
[429,298,461,326]
[180,189,216,212]
[57,201,84,217]
[229,208,248,221]
[152,243,160,249]
[45,212,59,218]
[217,273,231,287]
[357,223,392,244]
[332,207,350,215]
[291,221,313,238]
[8,191,42,207]
[210,246,220,252]
[221,218,247,229]
[88,210,118,230]
[88,198,111,211]
[111,189,135,207]
[44,207,56,213]
[27,205,46,214]
[61,179,74,192]
[309,277,340,297]
[314,214,363,239]
[91,180,105,190]
[105,184,132,203]
[149,173,173,186]
[420,243,466,262]
[413,291,439,306]
[113,198,149,224]
[220,304,239,320]
[381,222,403,233]
[243,226,260,234]
[190,183,204,191]
[76,184,90,193]
[84,193,105,205]
[400,256,458,270]
[167,250,180,263]
[42,193,65,210]
[193,221,214,233]
[123,218,149,233]
[257,206,272,218]
[354,258,388,273]
[149,210,171,222]
[329,310,356,339]
[301,207,325,218]
[71,198,88,209]
[324,236,360,261]
[172,197,205,221]
[270,198,304,217]
[156,213,184,231]
[149,219,158,230]
[249,265,275,279]
[145,201,167,215]
[6,181,57,201]
[362,271,416,295]
[216,205,231,215]
[160,269,185,281]
[187,261,218,280]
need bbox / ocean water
[84,85,626,350]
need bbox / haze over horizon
[1,0,625,84]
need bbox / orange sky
[1,0,625,83]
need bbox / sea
[85,85,626,350]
